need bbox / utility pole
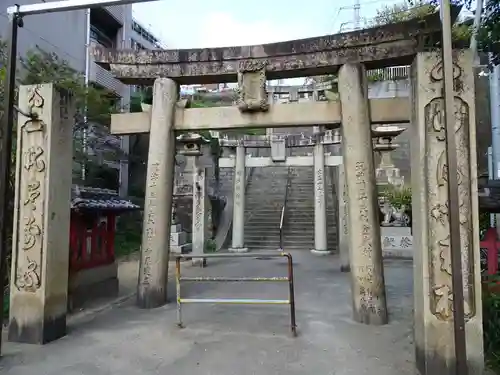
[353,0,361,30]
[483,0,500,235]
[440,1,468,373]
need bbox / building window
[131,38,146,51]
[132,20,160,47]
[90,25,115,48]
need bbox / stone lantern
[371,125,406,187]
[175,132,211,267]
[176,132,210,157]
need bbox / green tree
[404,0,500,64]
[0,42,129,312]
[371,0,436,25]
[371,1,472,44]
[18,46,127,188]
[476,0,500,65]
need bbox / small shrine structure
[68,186,139,309]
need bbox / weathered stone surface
[110,98,410,135]
[237,62,269,113]
[192,163,209,266]
[229,145,247,252]
[338,163,350,272]
[9,84,74,344]
[338,63,388,325]
[410,51,483,375]
[311,132,329,254]
[137,78,177,309]
[92,10,454,85]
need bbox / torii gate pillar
[339,63,388,325]
[137,78,177,309]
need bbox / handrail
[279,167,292,250]
[175,252,297,336]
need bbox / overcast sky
[131,0,404,49]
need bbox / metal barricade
[175,252,297,336]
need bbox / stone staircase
[244,145,289,250]
[282,165,338,251]
[242,129,338,252]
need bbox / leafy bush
[205,239,217,253]
[380,185,412,209]
[114,213,142,258]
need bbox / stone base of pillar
[228,247,248,253]
[340,265,351,272]
[8,314,67,345]
[192,258,207,267]
[310,249,332,256]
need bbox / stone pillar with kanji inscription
[229,144,248,253]
[338,63,388,325]
[137,78,177,308]
[8,84,74,344]
[311,126,329,255]
[411,51,484,375]
[192,157,208,267]
[338,162,350,272]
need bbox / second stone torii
[218,130,343,256]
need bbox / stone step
[245,217,283,222]
[246,226,280,229]
[245,232,281,236]
[285,217,336,222]
[245,232,281,237]
[246,241,282,246]
[285,207,337,211]
[247,202,285,206]
[245,227,281,231]
[245,237,281,243]
[282,233,315,239]
[246,243,281,248]
[245,215,283,219]
[245,210,283,214]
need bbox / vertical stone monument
[228,144,248,253]
[170,207,191,254]
[9,84,74,344]
[411,51,483,374]
[177,132,210,266]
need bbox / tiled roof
[71,186,140,212]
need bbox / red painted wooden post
[91,217,100,266]
[71,216,84,271]
[69,215,77,270]
[480,228,499,275]
[106,214,116,263]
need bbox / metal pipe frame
[175,252,297,337]
[440,1,468,374]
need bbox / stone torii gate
[217,131,343,255]
[92,11,483,375]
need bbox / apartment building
[0,0,133,195]
[130,18,164,51]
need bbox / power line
[0,10,85,65]
[328,0,387,33]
